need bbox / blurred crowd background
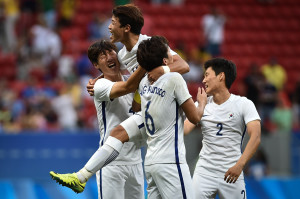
[0,0,300,198]
[0,0,300,135]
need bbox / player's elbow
[256,133,261,146]
[184,109,202,125]
[251,130,261,148]
[181,62,190,74]
[187,115,201,125]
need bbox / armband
[134,90,141,104]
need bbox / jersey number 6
[145,101,155,135]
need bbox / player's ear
[124,24,131,33]
[219,72,225,81]
[163,58,168,65]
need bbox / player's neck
[104,72,123,82]
[212,89,231,105]
[123,33,139,52]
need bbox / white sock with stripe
[76,136,123,183]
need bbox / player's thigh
[192,173,218,199]
[145,165,162,199]
[147,163,194,199]
[96,166,126,199]
[218,179,246,199]
[120,112,147,147]
[124,163,145,199]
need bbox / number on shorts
[216,123,223,136]
[241,190,245,199]
[129,107,135,115]
[145,101,155,135]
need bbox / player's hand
[148,66,164,84]
[86,75,103,96]
[196,87,207,106]
[224,163,243,183]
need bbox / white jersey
[94,76,142,165]
[118,34,177,74]
[195,94,260,179]
[138,72,192,165]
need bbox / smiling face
[202,67,224,95]
[108,16,127,43]
[93,50,121,75]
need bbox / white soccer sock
[77,168,92,183]
[76,136,123,183]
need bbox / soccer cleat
[50,171,86,193]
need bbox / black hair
[112,4,144,35]
[204,57,237,89]
[137,36,169,71]
[87,40,117,65]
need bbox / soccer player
[184,58,261,199]
[135,36,207,199]
[50,4,189,197]
[87,4,189,96]
[51,40,147,198]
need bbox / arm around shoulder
[109,67,146,99]
[169,54,189,74]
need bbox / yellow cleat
[50,171,86,193]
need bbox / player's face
[202,67,220,95]
[94,50,120,75]
[108,16,125,43]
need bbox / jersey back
[138,73,191,165]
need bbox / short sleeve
[94,78,115,102]
[172,73,192,105]
[169,46,178,56]
[241,98,261,124]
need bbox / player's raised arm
[183,87,207,135]
[109,66,146,99]
[181,87,207,125]
[86,66,145,97]
[169,54,189,74]
[184,119,196,135]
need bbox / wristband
[162,65,170,74]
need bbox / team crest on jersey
[229,113,234,119]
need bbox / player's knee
[110,125,129,143]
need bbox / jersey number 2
[216,123,223,136]
[145,101,155,135]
